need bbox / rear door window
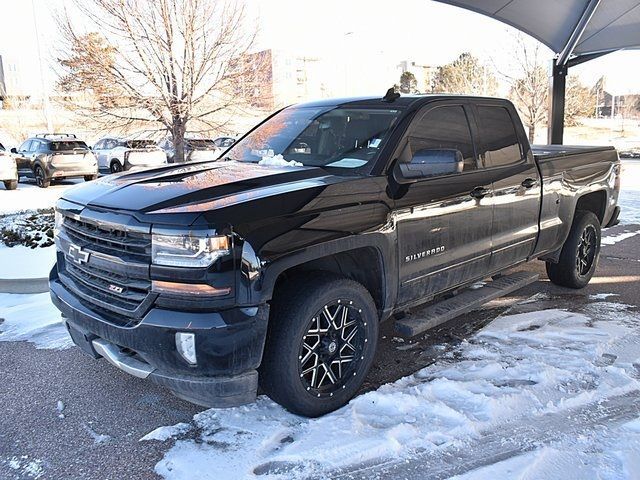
[477,106,523,167]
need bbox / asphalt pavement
[1,221,639,480]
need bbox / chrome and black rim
[576,225,597,276]
[298,300,367,397]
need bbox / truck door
[393,102,494,307]
[472,103,541,272]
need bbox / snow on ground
[601,230,640,245]
[0,245,56,279]
[620,160,640,225]
[0,293,71,350]
[0,180,81,215]
[146,300,640,480]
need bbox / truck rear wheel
[260,273,378,417]
[546,210,601,289]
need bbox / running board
[395,271,539,337]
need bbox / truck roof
[294,94,509,110]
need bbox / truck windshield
[223,106,402,172]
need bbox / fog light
[176,332,197,365]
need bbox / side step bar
[395,271,539,337]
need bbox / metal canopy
[434,0,640,143]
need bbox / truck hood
[61,160,340,214]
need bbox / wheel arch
[260,236,394,319]
[574,189,607,224]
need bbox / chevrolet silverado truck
[50,94,621,417]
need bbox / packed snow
[147,299,640,480]
[0,180,81,215]
[258,154,303,167]
[601,230,640,245]
[0,245,56,280]
[0,293,71,349]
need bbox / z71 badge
[405,246,445,263]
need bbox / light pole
[31,0,53,132]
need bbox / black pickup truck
[50,94,621,417]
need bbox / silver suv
[12,134,99,188]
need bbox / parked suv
[0,142,18,190]
[12,134,98,188]
[158,136,221,163]
[93,138,168,174]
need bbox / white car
[0,142,18,190]
[93,138,168,174]
[157,137,222,163]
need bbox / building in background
[235,49,334,110]
[593,76,640,119]
[397,60,437,93]
[0,54,31,104]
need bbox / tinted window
[477,106,522,167]
[407,105,477,172]
[124,140,155,149]
[18,140,31,152]
[94,140,104,149]
[29,140,41,152]
[50,141,89,151]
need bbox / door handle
[521,178,538,189]
[470,186,491,199]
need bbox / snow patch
[0,293,72,349]
[601,230,640,245]
[3,455,44,478]
[0,245,56,279]
[152,303,640,480]
[258,154,303,167]
[141,423,192,442]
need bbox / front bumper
[50,269,269,407]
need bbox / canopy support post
[548,59,567,145]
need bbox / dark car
[50,94,620,417]
[12,134,98,188]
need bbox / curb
[0,277,49,294]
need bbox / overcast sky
[1,0,639,97]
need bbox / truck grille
[58,213,154,325]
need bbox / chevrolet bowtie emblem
[68,244,90,265]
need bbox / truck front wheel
[260,273,379,417]
[546,210,601,289]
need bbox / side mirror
[393,149,464,184]
[10,148,17,154]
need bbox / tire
[546,210,601,289]
[110,161,123,173]
[3,180,17,190]
[84,175,98,181]
[260,273,379,417]
[34,166,50,188]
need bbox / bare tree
[565,76,596,127]
[432,53,498,96]
[56,0,265,162]
[499,35,548,143]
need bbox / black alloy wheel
[260,273,379,417]
[298,299,368,398]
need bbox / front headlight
[151,232,231,267]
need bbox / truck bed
[531,144,616,162]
